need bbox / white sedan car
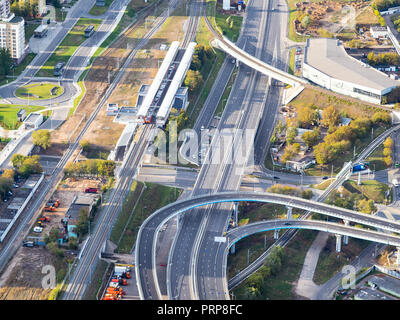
[33,226,43,233]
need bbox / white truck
[393,178,399,187]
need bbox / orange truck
[111,278,127,286]
[38,216,50,222]
[102,293,120,300]
[106,287,125,296]
[44,206,56,212]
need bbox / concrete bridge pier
[286,206,292,220]
[274,229,279,240]
[343,220,349,245]
[335,234,342,253]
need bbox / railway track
[63,0,204,300]
[0,0,179,296]
[63,125,151,299]
[181,0,202,48]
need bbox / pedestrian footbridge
[213,37,307,88]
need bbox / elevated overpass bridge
[226,219,400,250]
[135,191,400,300]
[213,36,307,88]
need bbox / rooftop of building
[24,112,42,123]
[368,275,400,296]
[370,25,387,31]
[304,38,400,91]
[9,15,23,24]
[22,174,42,189]
[382,5,400,11]
[354,287,396,300]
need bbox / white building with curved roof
[303,38,400,104]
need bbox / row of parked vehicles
[102,265,132,300]
[33,199,60,233]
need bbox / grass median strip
[111,181,182,253]
[89,0,115,16]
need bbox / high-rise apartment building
[0,0,26,62]
[0,0,11,19]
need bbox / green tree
[302,128,320,148]
[190,55,202,71]
[357,198,376,214]
[282,143,299,163]
[301,189,313,199]
[75,208,89,236]
[321,105,340,128]
[11,154,25,168]
[367,51,377,66]
[384,155,393,166]
[314,142,336,164]
[383,147,392,157]
[301,15,312,28]
[45,227,61,244]
[286,126,298,144]
[184,70,204,92]
[0,48,13,80]
[46,241,64,258]
[383,137,394,149]
[297,105,318,128]
[68,237,78,250]
[264,246,284,275]
[32,129,51,150]
[80,140,91,152]
[97,160,116,177]
[349,118,371,138]
[0,176,12,201]
[372,112,391,125]
[18,155,43,177]
[1,169,15,180]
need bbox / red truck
[38,216,50,222]
[111,278,127,286]
[85,188,97,193]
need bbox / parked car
[22,241,35,247]
[85,188,97,193]
[33,226,43,233]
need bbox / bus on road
[34,24,48,38]
[84,25,95,38]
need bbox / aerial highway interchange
[1,0,400,304]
